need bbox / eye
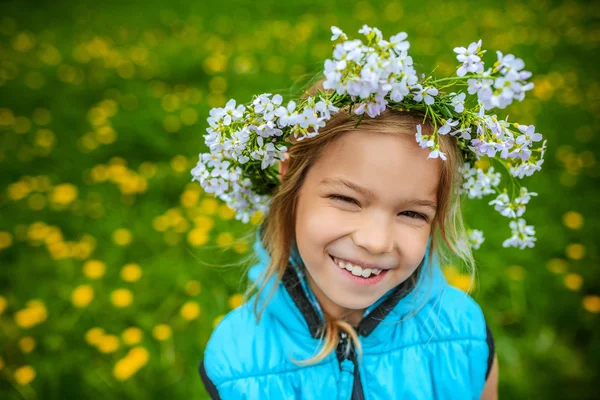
[328,194,360,205]
[400,211,428,221]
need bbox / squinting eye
[401,211,427,221]
[328,194,359,205]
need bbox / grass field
[0,0,598,398]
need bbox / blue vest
[200,233,493,399]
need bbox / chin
[327,290,379,311]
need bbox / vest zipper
[336,332,365,400]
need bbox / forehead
[309,130,441,199]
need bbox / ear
[278,151,290,180]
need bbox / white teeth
[333,257,382,278]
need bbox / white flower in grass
[502,218,536,249]
[438,119,459,135]
[211,160,231,179]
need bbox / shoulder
[201,302,262,386]
[434,283,489,339]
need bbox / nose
[352,213,394,255]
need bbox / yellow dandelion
[122,327,143,346]
[562,211,583,230]
[12,32,35,52]
[128,346,150,366]
[180,301,201,321]
[187,228,209,247]
[180,108,198,125]
[448,274,475,293]
[18,336,36,353]
[51,183,78,205]
[14,301,47,329]
[546,258,567,274]
[582,295,600,313]
[110,289,133,308]
[113,356,137,381]
[250,211,264,226]
[185,280,201,296]
[112,228,132,246]
[0,295,6,314]
[218,204,235,220]
[98,334,120,353]
[566,243,586,261]
[164,115,181,133]
[213,315,225,328]
[71,284,94,308]
[200,198,218,215]
[216,232,234,248]
[27,193,46,210]
[228,294,244,309]
[152,324,171,341]
[83,260,106,279]
[233,240,249,254]
[85,327,105,346]
[564,273,583,291]
[120,263,142,282]
[506,265,526,281]
[14,365,36,386]
[0,231,13,250]
[170,155,187,171]
[7,181,31,201]
[180,189,200,208]
[194,215,214,232]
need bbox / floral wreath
[191,25,546,250]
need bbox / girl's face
[292,129,441,323]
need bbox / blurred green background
[0,0,598,398]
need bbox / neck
[305,270,364,328]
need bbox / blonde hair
[242,78,474,366]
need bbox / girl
[198,91,498,399]
[194,25,541,400]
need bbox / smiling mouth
[329,254,387,278]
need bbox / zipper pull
[337,332,351,361]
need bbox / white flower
[331,26,347,41]
[415,124,433,149]
[449,92,466,113]
[489,193,515,218]
[468,229,485,250]
[389,32,410,53]
[516,124,543,147]
[412,85,438,105]
[454,40,485,77]
[427,145,447,161]
[275,100,298,127]
[438,119,459,135]
[502,218,536,249]
[222,99,245,125]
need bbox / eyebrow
[320,177,438,211]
